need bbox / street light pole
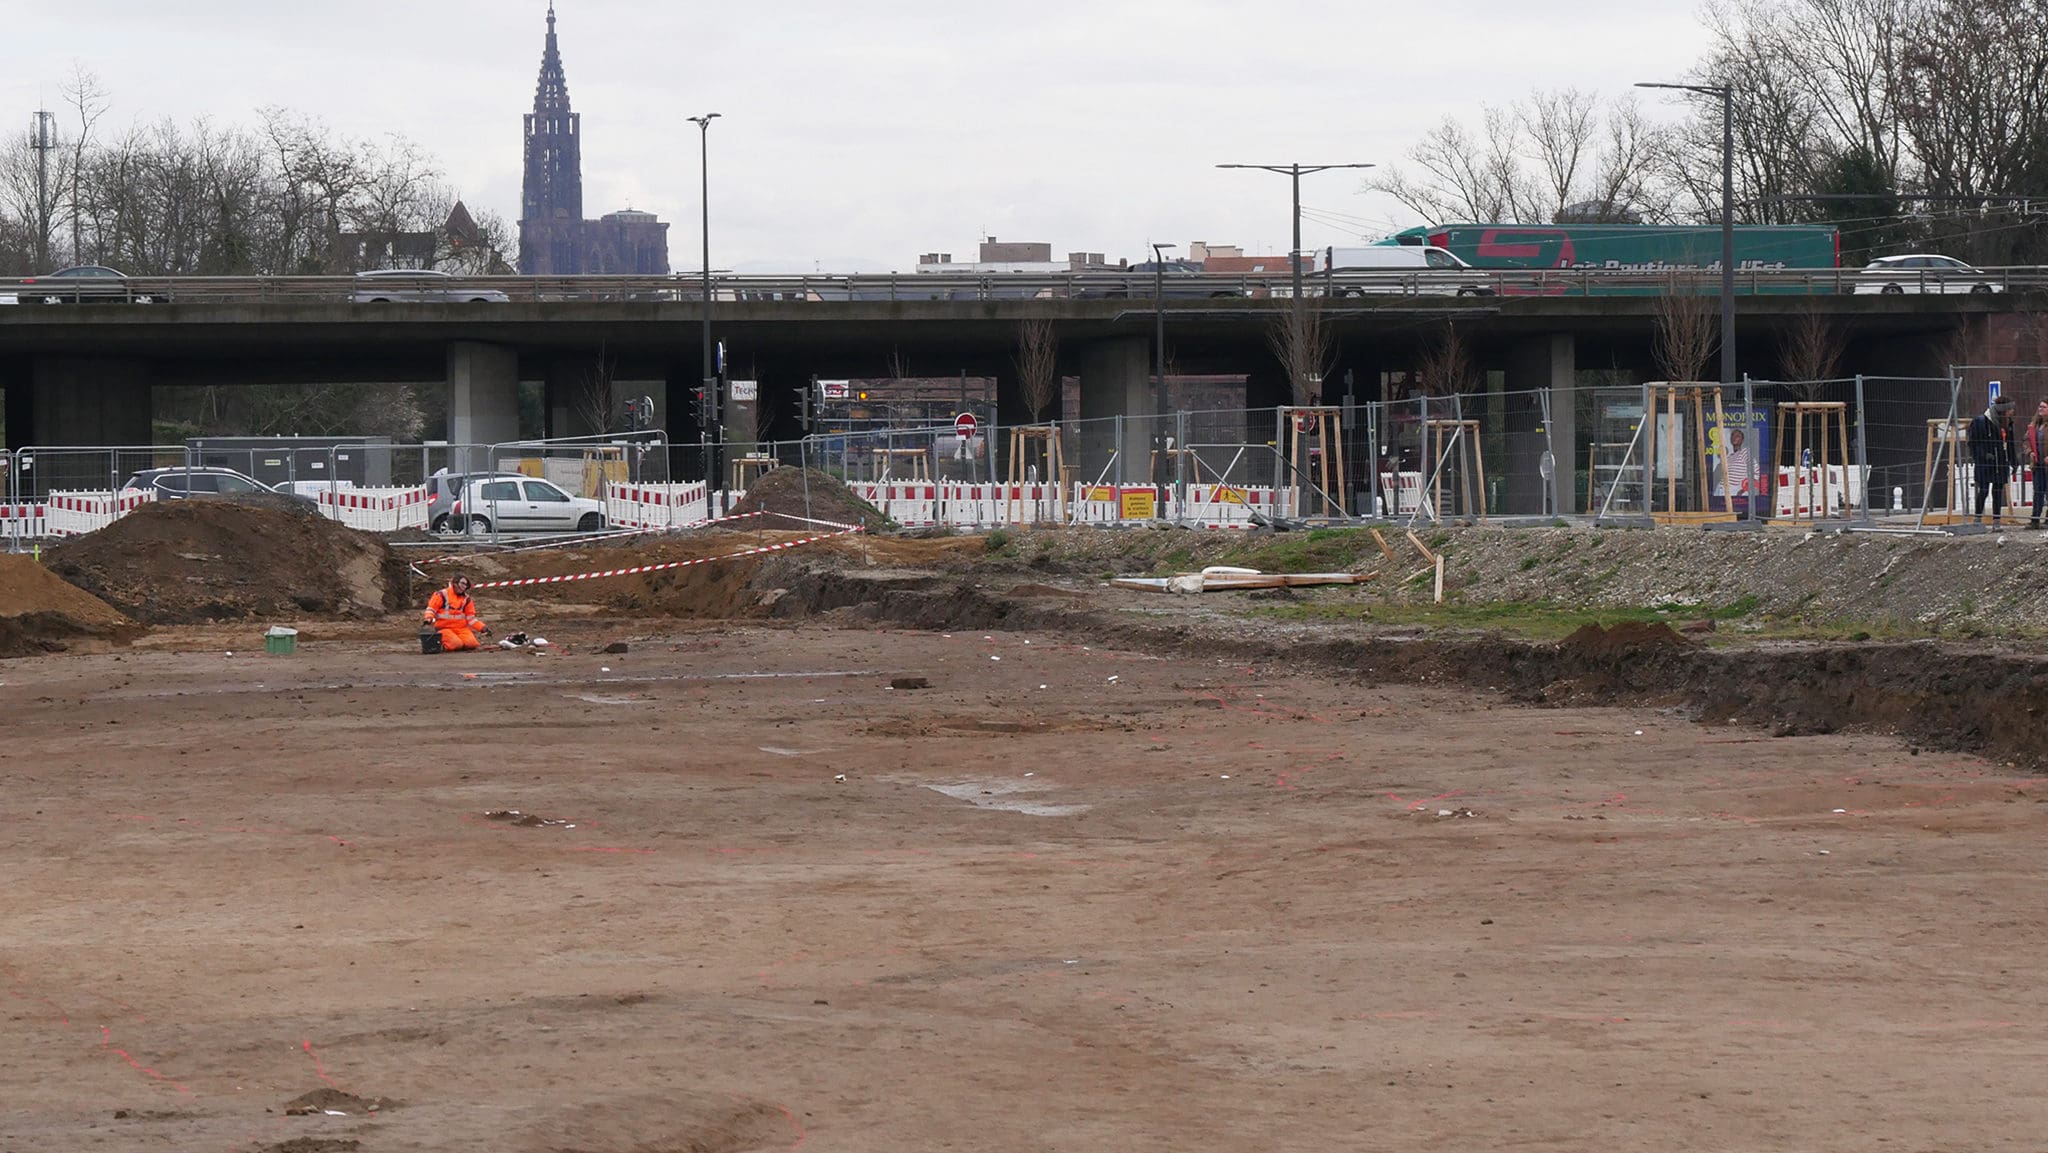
[1637,82,1737,384]
[1215,162,1374,299]
[1152,242,1175,515]
[688,112,722,486]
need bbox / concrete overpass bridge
[0,274,2028,509]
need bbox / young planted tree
[1653,278,1720,381]
[1415,321,1480,397]
[1777,304,1848,392]
[1014,318,1060,422]
[1268,298,1336,406]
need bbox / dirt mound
[282,1087,395,1115]
[1558,620,1690,659]
[48,501,410,625]
[729,467,892,531]
[0,554,142,657]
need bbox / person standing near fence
[2027,402,2048,529]
[1968,394,2018,526]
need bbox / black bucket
[419,628,444,655]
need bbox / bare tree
[1652,279,1720,381]
[1777,304,1848,390]
[62,64,108,264]
[1374,88,1673,225]
[1014,318,1060,422]
[1414,321,1481,397]
[573,345,621,435]
[1371,108,1532,223]
[1267,299,1336,406]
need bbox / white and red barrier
[1774,465,1867,518]
[0,502,47,539]
[605,481,710,530]
[43,489,157,536]
[850,482,939,526]
[315,485,430,532]
[1372,472,1425,517]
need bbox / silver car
[352,268,510,304]
[1852,254,2002,295]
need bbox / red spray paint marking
[775,1101,808,1148]
[102,1026,191,1095]
[302,1038,341,1089]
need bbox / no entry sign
[955,412,978,439]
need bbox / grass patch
[1215,527,1377,573]
[1251,593,1768,642]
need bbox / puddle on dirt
[925,779,1091,817]
[570,693,650,705]
[483,809,577,829]
[759,746,829,757]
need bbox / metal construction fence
[7,370,2042,550]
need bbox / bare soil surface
[727,467,893,532]
[47,501,408,625]
[5,619,2046,1151]
[0,553,140,657]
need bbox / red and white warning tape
[468,525,864,590]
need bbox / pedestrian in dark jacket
[2027,402,2048,529]
[1968,394,2018,525]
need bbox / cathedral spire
[521,1,584,270]
[534,2,570,116]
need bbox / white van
[1319,245,1493,297]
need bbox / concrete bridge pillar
[446,342,520,472]
[542,356,600,440]
[1504,335,1576,515]
[27,356,154,447]
[1076,336,1153,485]
[2,360,29,453]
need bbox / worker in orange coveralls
[424,574,491,652]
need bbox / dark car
[1071,262,1249,300]
[122,467,318,508]
[19,265,164,304]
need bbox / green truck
[1384,223,1840,292]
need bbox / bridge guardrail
[3,267,2045,307]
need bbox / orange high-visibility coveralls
[424,585,486,652]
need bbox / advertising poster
[1706,406,1771,510]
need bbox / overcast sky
[7,1,1715,273]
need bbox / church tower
[519,4,584,273]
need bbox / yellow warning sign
[1119,489,1157,519]
[1213,485,1248,506]
[1085,485,1116,503]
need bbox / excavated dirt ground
[47,501,409,625]
[6,585,2048,1149]
[11,525,2048,1149]
[0,553,141,658]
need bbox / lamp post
[1215,162,1374,300]
[1637,82,1736,384]
[1151,242,1175,513]
[688,112,722,485]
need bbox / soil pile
[1558,620,1690,660]
[728,467,893,531]
[0,554,142,657]
[48,501,411,624]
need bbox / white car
[455,476,607,534]
[1853,254,2001,295]
[352,268,511,304]
[1320,245,1494,297]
